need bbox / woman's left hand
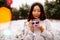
[36,24,44,32]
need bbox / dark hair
[28,2,46,21]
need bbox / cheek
[38,12,41,16]
[32,12,35,15]
[36,12,41,16]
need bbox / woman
[22,2,54,40]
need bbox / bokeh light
[3,28,12,37]
[0,7,12,24]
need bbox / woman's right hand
[29,20,34,32]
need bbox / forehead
[33,5,40,10]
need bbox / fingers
[36,25,44,32]
[29,20,34,32]
[29,20,34,28]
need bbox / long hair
[28,2,46,21]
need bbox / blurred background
[0,0,60,40]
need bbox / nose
[35,11,38,14]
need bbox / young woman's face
[32,5,41,19]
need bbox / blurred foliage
[0,0,12,11]
[0,0,9,7]
[12,4,30,20]
[12,8,19,20]
[18,4,30,19]
[0,0,5,7]
[45,0,60,19]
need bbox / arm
[21,21,29,39]
[22,20,34,39]
[40,19,54,40]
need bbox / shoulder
[44,19,50,21]
[44,19,51,23]
[43,19,51,26]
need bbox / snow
[0,19,60,40]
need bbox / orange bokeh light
[0,7,12,24]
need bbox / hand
[36,24,44,32]
[29,20,34,32]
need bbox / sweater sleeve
[21,21,30,39]
[41,19,54,40]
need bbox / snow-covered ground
[0,19,60,40]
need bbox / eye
[37,10,40,12]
